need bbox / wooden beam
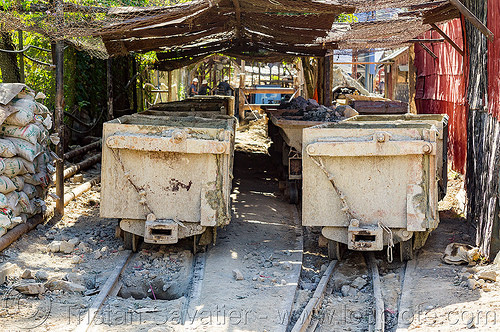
[418,42,438,60]
[333,62,393,65]
[231,0,242,40]
[430,23,464,56]
[449,0,494,42]
[408,38,445,43]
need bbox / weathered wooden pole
[131,54,137,112]
[107,58,113,120]
[54,42,64,214]
[408,45,417,114]
[317,57,325,105]
[54,0,65,215]
[168,70,173,101]
[324,54,332,106]
[18,30,25,83]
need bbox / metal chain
[379,221,394,263]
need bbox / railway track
[72,246,208,331]
[291,251,414,332]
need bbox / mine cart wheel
[123,231,141,253]
[399,238,414,262]
[328,240,345,261]
[288,181,299,204]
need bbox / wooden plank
[291,260,337,332]
[367,253,385,332]
[396,259,417,331]
[430,23,464,56]
[74,250,133,332]
[449,0,494,42]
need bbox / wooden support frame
[449,0,494,42]
[419,42,438,60]
[430,23,464,56]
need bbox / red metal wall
[488,0,500,118]
[414,19,467,173]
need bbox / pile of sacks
[0,84,54,237]
[279,96,358,122]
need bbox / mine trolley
[267,109,327,204]
[149,95,235,116]
[100,112,236,252]
[302,114,448,261]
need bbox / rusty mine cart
[302,114,448,262]
[100,112,235,252]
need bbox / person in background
[198,80,210,95]
[189,78,199,97]
[217,76,233,96]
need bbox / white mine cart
[302,114,448,261]
[100,113,236,251]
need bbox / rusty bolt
[350,219,360,227]
[376,132,386,143]
[402,230,410,238]
[422,144,432,154]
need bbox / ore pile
[279,96,348,122]
[0,85,54,237]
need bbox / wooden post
[54,0,64,215]
[18,30,25,83]
[408,45,417,114]
[324,54,332,106]
[131,55,137,112]
[168,70,173,101]
[106,58,113,120]
[138,68,144,111]
[238,72,246,121]
[258,64,261,85]
[317,57,325,105]
[352,50,358,79]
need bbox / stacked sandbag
[0,84,54,237]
